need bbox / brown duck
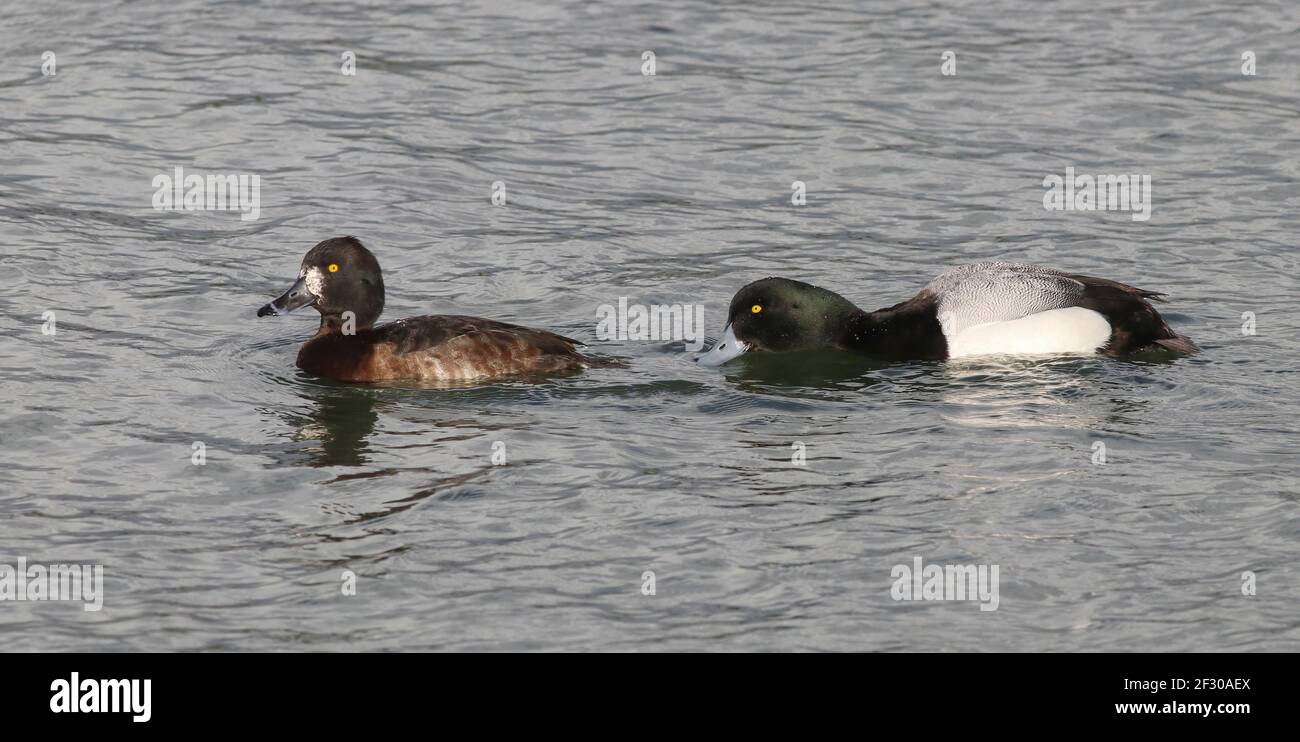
[257,236,616,382]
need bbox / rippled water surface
[2,0,1298,651]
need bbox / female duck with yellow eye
[696,263,1197,366]
[258,236,620,383]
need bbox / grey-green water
[1,0,1297,651]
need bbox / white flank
[945,307,1111,358]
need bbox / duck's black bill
[257,276,315,317]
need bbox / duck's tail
[1152,332,1199,354]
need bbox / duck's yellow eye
[751,304,762,314]
[328,263,339,273]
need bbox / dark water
[1,0,1297,651]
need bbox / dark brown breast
[296,315,604,382]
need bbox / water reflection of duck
[292,387,381,467]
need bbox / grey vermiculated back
[924,262,1087,336]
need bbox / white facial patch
[302,266,326,298]
[945,307,1111,358]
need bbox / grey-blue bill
[695,323,749,366]
[257,275,315,317]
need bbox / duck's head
[257,236,385,332]
[696,277,861,366]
